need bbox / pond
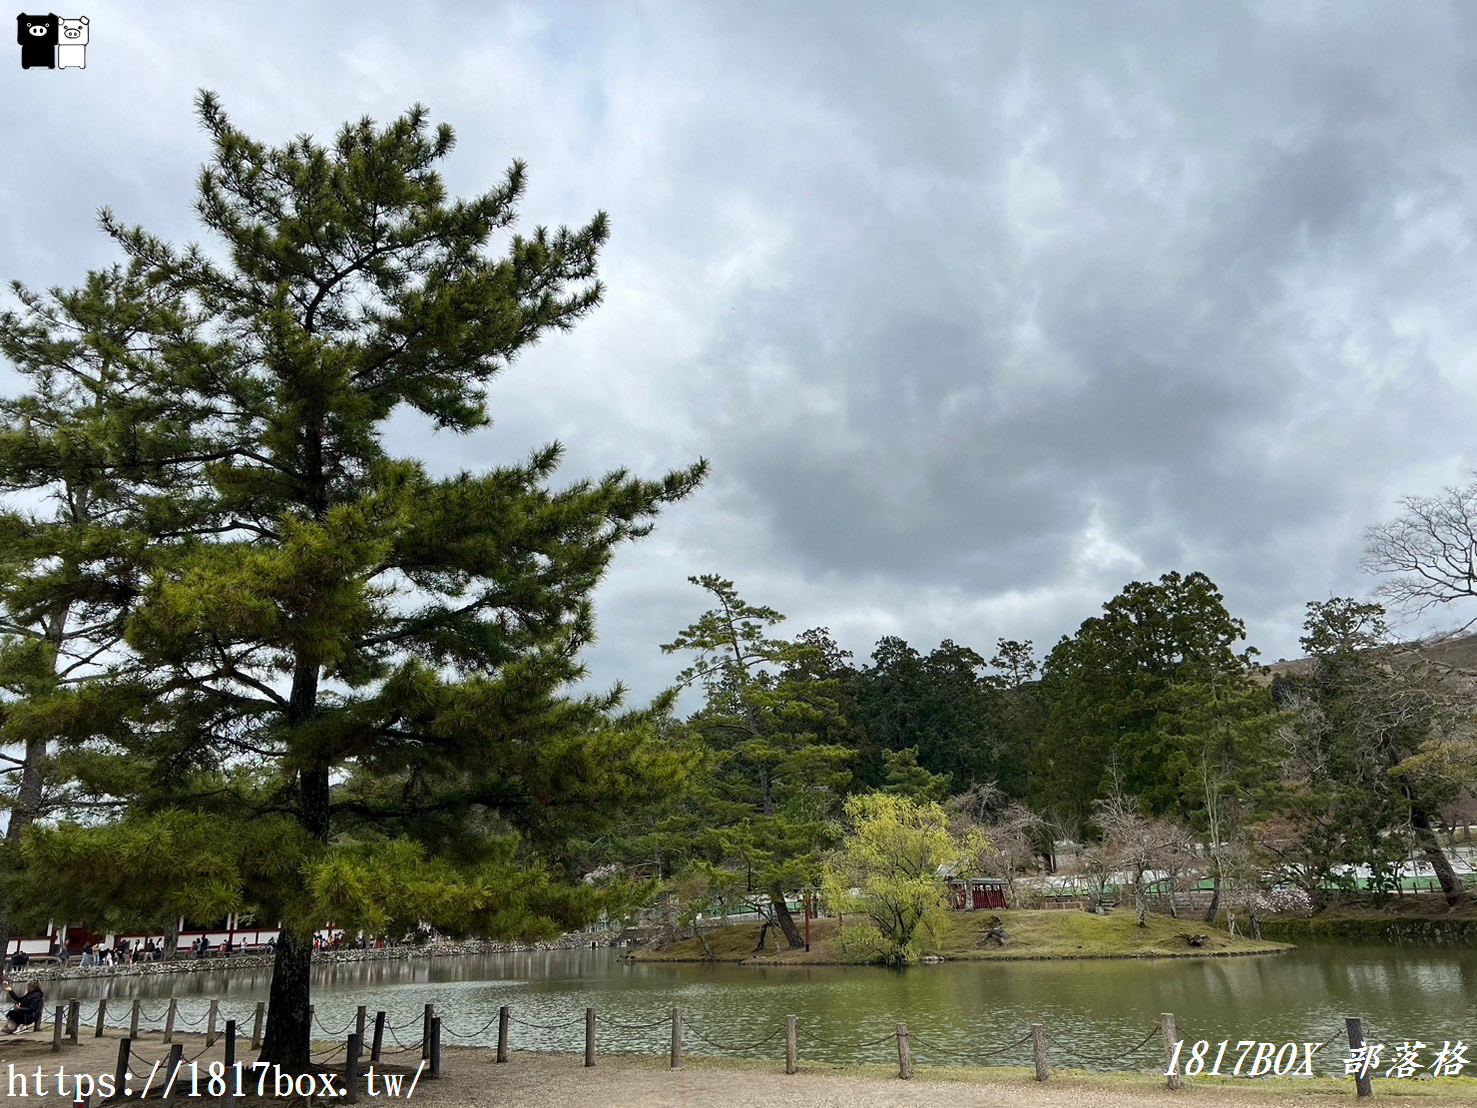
[52,942,1477,1072]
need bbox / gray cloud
[4,0,1477,705]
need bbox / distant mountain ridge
[1253,631,1477,685]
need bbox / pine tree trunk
[259,928,314,1072]
[1202,872,1222,925]
[0,728,53,964]
[258,656,328,1071]
[753,921,770,953]
[1411,808,1464,907]
[770,889,804,949]
[692,916,713,958]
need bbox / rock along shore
[23,932,615,983]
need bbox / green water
[53,943,1477,1073]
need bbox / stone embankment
[22,932,614,982]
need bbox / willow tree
[78,93,704,1070]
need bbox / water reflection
[48,943,1477,1070]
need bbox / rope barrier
[802,1029,900,1051]
[313,1012,353,1036]
[182,1039,216,1064]
[911,1030,1033,1063]
[437,1013,501,1040]
[507,1013,588,1030]
[383,1022,418,1048]
[596,1013,674,1031]
[311,1041,348,1062]
[683,1022,785,1052]
[1048,1022,1164,1066]
[375,1040,425,1057]
[76,1002,1374,1080]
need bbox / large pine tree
[0,261,197,957]
[22,93,706,1070]
[661,575,853,949]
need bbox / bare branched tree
[949,792,1042,908]
[1364,477,1477,622]
[1093,794,1195,927]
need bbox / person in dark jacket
[1,977,44,1033]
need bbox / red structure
[947,877,1007,910]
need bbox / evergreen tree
[1035,571,1279,892]
[0,261,198,958]
[855,636,1005,791]
[1276,599,1466,906]
[662,575,853,948]
[984,638,1043,802]
[32,94,705,1070]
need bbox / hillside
[1251,631,1477,685]
[630,911,1290,965]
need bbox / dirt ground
[3,1028,1474,1108]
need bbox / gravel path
[3,1030,1473,1107]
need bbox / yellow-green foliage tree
[821,792,982,965]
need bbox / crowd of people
[77,938,162,967]
[5,929,404,975]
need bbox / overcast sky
[4,1,1477,706]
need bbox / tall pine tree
[0,261,198,957]
[662,575,853,948]
[38,93,705,1070]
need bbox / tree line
[605,567,1475,963]
[1,95,1475,1065]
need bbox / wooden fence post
[164,999,177,1043]
[355,1005,367,1045]
[1346,1018,1373,1098]
[585,1008,596,1067]
[206,999,219,1046]
[896,1022,913,1080]
[670,1008,682,1070]
[222,1022,236,1108]
[785,1015,797,1075]
[496,1006,509,1064]
[1032,1024,1050,1081]
[372,1011,386,1064]
[1162,1012,1182,1090]
[67,999,79,1043]
[114,1038,131,1094]
[129,999,140,1039]
[429,1017,442,1079]
[250,1002,265,1050]
[161,1045,184,1108]
[421,1004,434,1059]
[51,1005,64,1053]
[94,998,107,1038]
[345,1031,361,1103]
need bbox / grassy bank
[1258,894,1477,944]
[632,909,1290,964]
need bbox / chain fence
[33,997,1406,1092]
